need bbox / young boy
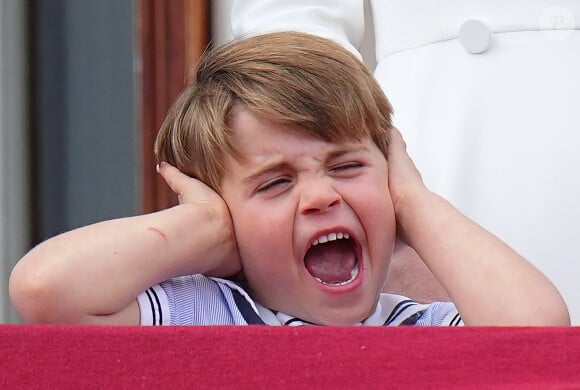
[9,32,569,327]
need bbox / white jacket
[231,0,580,323]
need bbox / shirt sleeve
[137,276,199,326]
[136,275,240,326]
[231,0,365,59]
[137,284,171,326]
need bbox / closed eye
[327,162,365,179]
[256,177,292,193]
[330,162,364,172]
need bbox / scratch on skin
[147,227,168,243]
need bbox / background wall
[0,0,139,323]
[31,0,139,243]
[0,0,29,324]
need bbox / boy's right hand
[157,162,242,278]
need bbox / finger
[389,127,406,153]
[157,162,189,197]
[390,126,402,140]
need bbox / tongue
[304,240,356,284]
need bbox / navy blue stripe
[399,310,424,326]
[385,300,417,325]
[232,290,265,325]
[284,317,316,326]
[149,288,163,325]
[145,289,157,325]
[450,313,462,326]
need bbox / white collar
[211,276,429,326]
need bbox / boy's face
[221,107,396,325]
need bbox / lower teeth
[315,263,359,286]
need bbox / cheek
[230,201,294,269]
[231,202,298,304]
[363,193,396,236]
[350,178,396,253]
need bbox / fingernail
[156,163,160,173]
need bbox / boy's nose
[299,180,341,215]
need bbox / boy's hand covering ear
[387,128,426,213]
[387,128,429,247]
[157,162,216,206]
[157,162,243,278]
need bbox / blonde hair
[154,31,393,192]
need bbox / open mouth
[304,232,360,287]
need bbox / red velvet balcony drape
[2,326,580,388]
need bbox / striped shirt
[137,274,463,326]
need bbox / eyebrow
[325,144,368,161]
[241,143,369,184]
[242,160,292,184]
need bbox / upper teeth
[311,232,350,246]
